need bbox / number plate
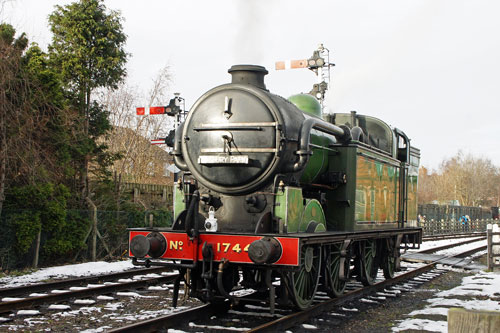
[129,231,300,266]
[198,155,249,165]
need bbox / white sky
[2,0,500,169]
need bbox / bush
[2,183,90,266]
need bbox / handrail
[170,122,189,171]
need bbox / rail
[0,270,179,314]
[487,224,500,270]
[106,241,488,332]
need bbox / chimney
[228,65,268,90]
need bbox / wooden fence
[121,182,174,208]
[420,219,495,236]
[487,225,500,270]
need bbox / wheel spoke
[289,245,321,309]
[360,240,378,286]
[325,243,349,298]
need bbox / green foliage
[0,24,75,194]
[0,23,16,45]
[25,45,75,184]
[150,208,173,228]
[48,0,128,92]
[0,23,28,52]
[24,44,66,109]
[89,101,112,138]
[0,8,173,271]
[44,210,89,258]
[11,211,41,254]
[47,0,128,202]
[3,183,89,259]
[119,202,173,228]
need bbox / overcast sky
[2,0,500,169]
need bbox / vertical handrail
[487,226,492,270]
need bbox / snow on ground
[433,240,486,257]
[0,260,135,288]
[407,237,488,267]
[392,269,500,332]
[414,235,485,252]
[0,236,494,332]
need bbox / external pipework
[290,118,352,172]
[217,259,233,299]
[185,190,200,239]
[351,126,365,142]
[350,110,357,127]
[171,122,189,171]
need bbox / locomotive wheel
[359,239,379,286]
[325,243,350,298]
[382,238,397,279]
[289,245,322,310]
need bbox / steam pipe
[171,122,189,171]
[185,190,200,239]
[291,118,351,172]
[217,259,233,300]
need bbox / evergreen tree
[48,0,128,204]
[0,24,90,266]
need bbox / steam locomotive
[128,63,422,310]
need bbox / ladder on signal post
[275,44,334,111]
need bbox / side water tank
[288,94,335,184]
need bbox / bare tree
[0,23,28,214]
[417,166,437,204]
[100,65,175,185]
[418,152,500,207]
[0,25,69,215]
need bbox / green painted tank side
[275,186,303,233]
[173,184,185,222]
[288,94,322,118]
[300,132,331,183]
[274,186,326,233]
[288,94,333,184]
[325,145,402,232]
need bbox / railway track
[0,266,170,298]
[422,231,486,241]
[417,236,486,254]
[1,236,485,331]
[0,266,179,314]
[108,242,487,332]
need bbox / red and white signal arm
[151,139,165,145]
[136,106,169,115]
[275,59,308,70]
